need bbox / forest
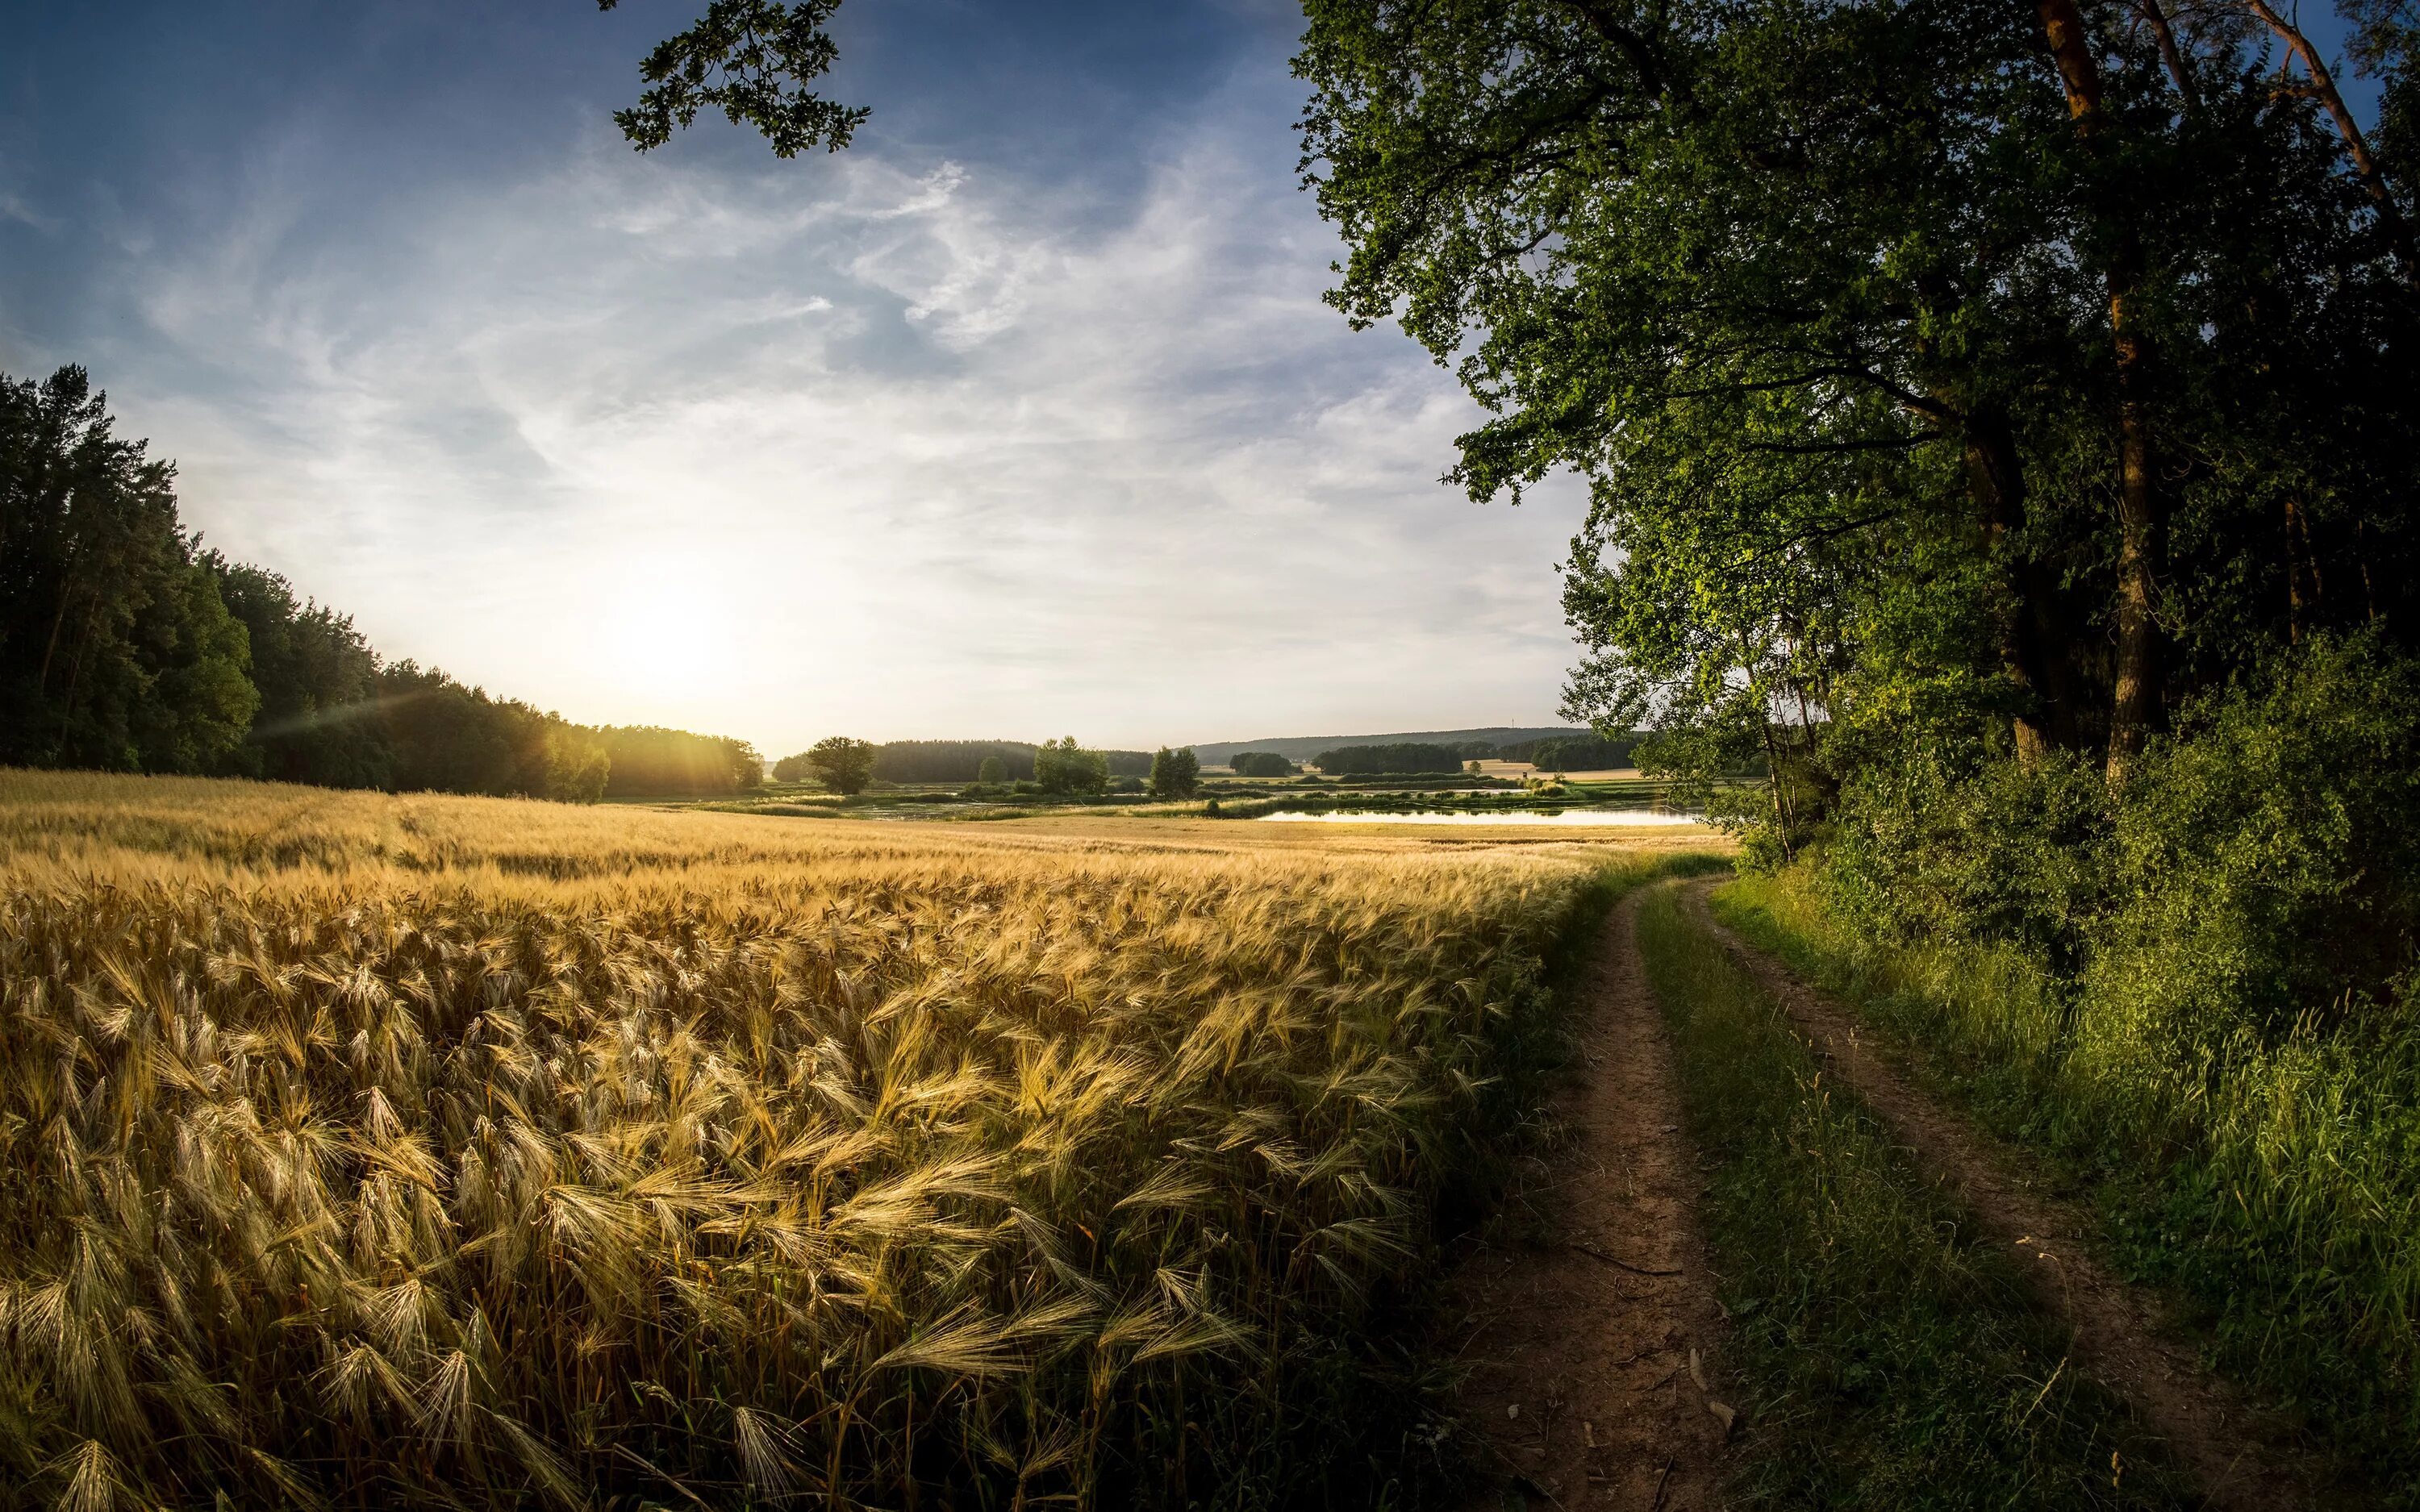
[1310,742,1466,774]
[1523,734,1638,772]
[771,739,1158,786]
[0,367,761,800]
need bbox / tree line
[1310,743,1467,775]
[1523,735,1638,773]
[2,367,761,800]
[772,738,1159,787]
[767,735,1207,801]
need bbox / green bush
[2092,636,2420,1053]
[1825,748,2111,973]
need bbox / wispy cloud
[53,62,1586,752]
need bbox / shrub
[1764,635,2420,1482]
[2091,635,2420,1051]
[1825,748,2112,971]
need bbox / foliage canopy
[806,735,878,794]
[1150,745,1202,798]
[1033,736,1110,797]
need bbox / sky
[2,3,2385,759]
[0,0,1595,756]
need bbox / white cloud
[90,73,1588,753]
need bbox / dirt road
[1449,884,1734,1510]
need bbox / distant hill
[1194,727,1589,767]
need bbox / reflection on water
[1258,809,1701,827]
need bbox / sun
[594,560,748,698]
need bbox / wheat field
[0,770,1709,1510]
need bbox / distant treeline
[1194,727,1586,766]
[828,740,1158,786]
[870,740,1039,783]
[1311,743,1465,774]
[598,726,762,798]
[1519,734,1638,770]
[1305,735,1636,773]
[1,366,759,800]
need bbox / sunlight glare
[594,557,748,699]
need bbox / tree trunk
[2109,348,2162,779]
[1759,713,1796,861]
[2240,0,2419,285]
[2036,0,2167,783]
[1966,412,2086,763]
[2135,0,2197,110]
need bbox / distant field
[0,768,1719,1507]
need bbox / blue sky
[0,0,1590,754]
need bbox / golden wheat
[0,769,1691,1509]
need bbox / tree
[209,556,394,788]
[772,751,812,782]
[807,735,877,794]
[544,724,613,803]
[1299,0,2418,810]
[1230,751,1296,777]
[603,1,864,156]
[1150,746,1200,798]
[1,366,258,773]
[976,753,1008,785]
[1033,736,1108,797]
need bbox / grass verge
[1635,884,2189,1508]
[1712,868,2419,1498]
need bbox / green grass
[1711,868,2420,1499]
[1635,885,2189,1509]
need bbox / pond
[1258,809,1703,827]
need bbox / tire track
[1450,883,1734,1509]
[1680,878,2327,1510]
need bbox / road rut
[1682,879,2324,1510]
[1450,884,1733,1510]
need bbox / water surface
[1258,809,1702,827]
